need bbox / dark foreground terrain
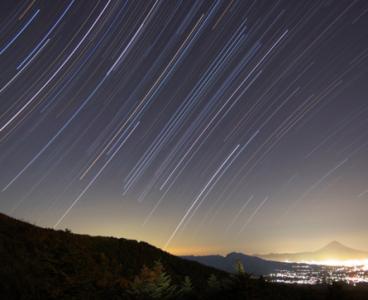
[1,213,368,300]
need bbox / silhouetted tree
[207,274,222,291]
[326,282,345,300]
[179,276,193,294]
[64,228,72,234]
[128,261,177,299]
[258,275,266,289]
[178,276,195,300]
[235,259,245,275]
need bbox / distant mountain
[183,252,296,275]
[183,241,368,276]
[258,241,368,263]
[0,213,224,299]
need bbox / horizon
[7,212,368,259]
[1,1,368,259]
[5,211,368,271]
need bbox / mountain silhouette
[183,252,296,275]
[258,241,368,263]
[184,241,368,275]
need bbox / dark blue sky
[0,0,368,255]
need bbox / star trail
[1,0,368,255]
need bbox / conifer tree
[207,274,221,291]
[128,260,177,299]
[179,276,193,294]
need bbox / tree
[178,276,195,300]
[226,259,251,295]
[179,276,193,294]
[234,259,250,282]
[207,274,221,291]
[235,259,245,275]
[128,261,177,299]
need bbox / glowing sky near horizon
[1,0,368,255]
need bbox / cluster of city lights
[267,261,368,285]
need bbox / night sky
[1,0,368,256]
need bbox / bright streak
[0,9,40,55]
[53,121,140,228]
[164,145,240,249]
[0,0,111,133]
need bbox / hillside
[0,213,225,299]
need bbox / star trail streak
[1,0,368,254]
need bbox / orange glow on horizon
[167,246,222,256]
